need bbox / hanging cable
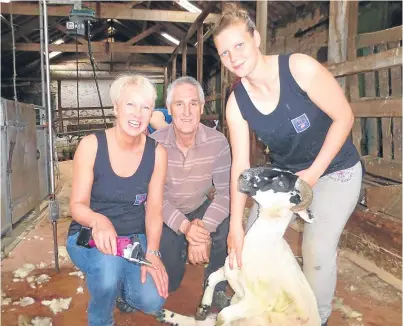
[87,21,107,129]
[76,26,80,137]
[10,2,20,122]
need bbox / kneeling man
[151,76,231,309]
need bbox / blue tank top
[148,108,172,134]
[68,131,156,236]
[234,54,360,176]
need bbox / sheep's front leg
[195,267,226,320]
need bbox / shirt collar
[163,123,207,148]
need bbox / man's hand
[141,254,169,299]
[188,241,211,265]
[184,219,210,245]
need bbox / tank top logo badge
[134,193,147,205]
[291,113,310,133]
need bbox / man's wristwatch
[146,249,161,257]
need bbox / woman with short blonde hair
[66,74,169,326]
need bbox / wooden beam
[205,94,222,102]
[125,24,161,45]
[0,14,32,43]
[57,80,63,132]
[55,24,87,44]
[356,25,402,49]
[0,3,219,24]
[362,155,402,182]
[340,204,402,279]
[168,2,216,63]
[256,1,268,54]
[163,66,168,100]
[389,41,402,161]
[377,44,393,160]
[11,42,200,54]
[172,57,177,82]
[182,43,187,76]
[365,185,402,218]
[328,47,402,77]
[58,112,217,121]
[60,106,113,111]
[197,25,203,83]
[328,1,358,92]
[51,70,164,81]
[351,98,402,117]
[50,63,165,73]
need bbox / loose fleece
[246,162,362,324]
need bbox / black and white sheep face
[238,167,314,223]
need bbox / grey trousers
[246,162,363,324]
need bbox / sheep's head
[238,167,314,223]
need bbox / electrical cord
[87,20,107,129]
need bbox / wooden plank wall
[327,12,402,278]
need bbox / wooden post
[163,66,168,100]
[182,43,187,76]
[328,1,362,155]
[364,45,380,157]
[197,25,204,84]
[253,0,268,165]
[389,41,402,161]
[256,0,268,54]
[377,44,393,160]
[172,57,177,82]
[57,80,63,132]
[211,73,217,113]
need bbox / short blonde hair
[109,74,157,105]
[212,3,256,38]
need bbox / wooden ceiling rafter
[168,2,217,63]
[0,2,220,24]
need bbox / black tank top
[68,131,156,236]
[234,54,360,176]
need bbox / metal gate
[1,98,41,236]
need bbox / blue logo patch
[134,193,147,205]
[291,113,310,133]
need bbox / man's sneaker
[116,296,137,313]
[212,291,231,311]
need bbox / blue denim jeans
[66,232,165,326]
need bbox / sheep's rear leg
[216,299,257,326]
[195,267,226,320]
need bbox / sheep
[157,167,321,326]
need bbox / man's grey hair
[166,76,205,105]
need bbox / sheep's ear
[296,209,315,223]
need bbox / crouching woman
[66,74,168,326]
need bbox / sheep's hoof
[195,304,210,320]
[155,309,166,322]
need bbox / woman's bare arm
[226,92,251,268]
[69,135,117,255]
[290,54,355,184]
[145,143,168,251]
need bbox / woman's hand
[91,216,117,256]
[227,223,244,270]
[141,254,169,299]
[295,168,321,187]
